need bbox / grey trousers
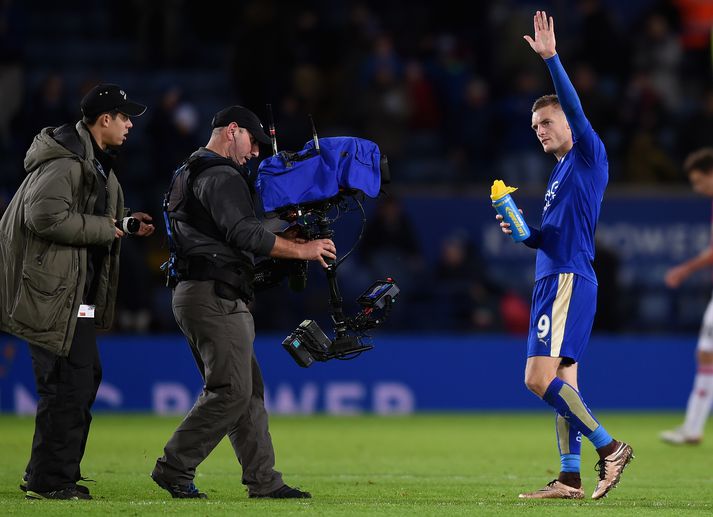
[153,280,283,495]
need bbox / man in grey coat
[0,84,154,500]
[152,106,336,500]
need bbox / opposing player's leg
[662,299,713,444]
[681,351,713,439]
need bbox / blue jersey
[528,55,608,285]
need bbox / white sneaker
[660,427,701,445]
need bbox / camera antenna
[266,103,278,156]
[308,113,320,153]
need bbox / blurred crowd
[0,0,711,334]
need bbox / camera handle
[315,215,348,336]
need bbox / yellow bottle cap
[490,179,518,201]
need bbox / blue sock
[588,425,614,450]
[555,413,581,472]
[560,453,580,472]
[543,378,613,449]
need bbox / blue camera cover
[256,137,382,213]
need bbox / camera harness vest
[162,155,255,299]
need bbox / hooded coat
[0,121,125,355]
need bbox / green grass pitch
[1,413,712,516]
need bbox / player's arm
[522,226,542,249]
[665,243,713,288]
[524,11,589,139]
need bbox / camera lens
[116,217,140,234]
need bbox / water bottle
[491,180,530,242]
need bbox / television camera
[255,107,400,368]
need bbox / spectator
[20,74,73,147]
[496,70,550,187]
[0,0,25,149]
[632,13,683,111]
[146,86,201,180]
[593,239,623,332]
[674,0,713,77]
[434,229,503,331]
[676,89,713,162]
[131,0,186,66]
[574,0,628,80]
[361,196,423,283]
[457,77,495,183]
[360,64,409,164]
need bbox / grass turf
[1,413,711,516]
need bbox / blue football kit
[524,54,609,363]
[514,53,622,480]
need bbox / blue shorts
[527,273,597,363]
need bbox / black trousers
[25,318,101,492]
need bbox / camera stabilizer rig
[279,199,400,368]
[257,106,400,368]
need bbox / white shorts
[698,296,713,352]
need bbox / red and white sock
[682,366,713,438]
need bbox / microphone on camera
[116,216,140,234]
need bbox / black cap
[80,83,147,118]
[211,105,271,144]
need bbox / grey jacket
[171,147,275,267]
[0,122,124,356]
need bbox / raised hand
[523,10,556,59]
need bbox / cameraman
[151,106,335,499]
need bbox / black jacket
[170,148,276,267]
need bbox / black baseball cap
[80,83,147,118]
[211,105,271,144]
